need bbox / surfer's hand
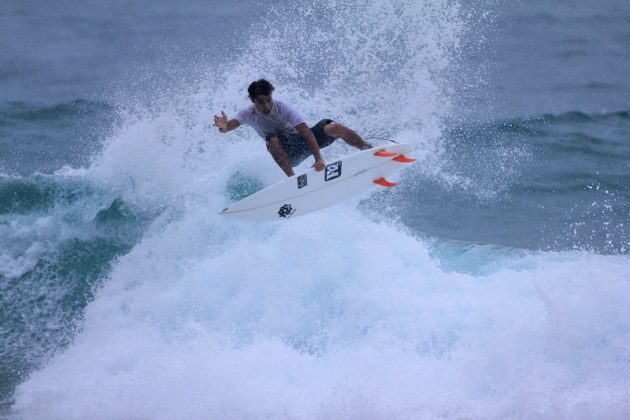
[213,111,228,132]
[313,158,325,172]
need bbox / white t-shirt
[235,100,306,140]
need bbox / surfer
[213,79,372,177]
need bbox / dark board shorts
[266,119,337,167]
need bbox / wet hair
[248,79,274,99]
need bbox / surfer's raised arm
[213,111,240,133]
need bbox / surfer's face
[252,94,273,115]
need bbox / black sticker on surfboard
[324,161,342,182]
[278,204,296,218]
[297,174,308,189]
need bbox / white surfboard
[219,143,415,221]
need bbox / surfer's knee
[323,122,347,138]
[266,135,282,151]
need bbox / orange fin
[373,177,397,187]
[393,154,416,163]
[374,150,397,157]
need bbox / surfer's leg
[323,122,372,150]
[266,136,295,177]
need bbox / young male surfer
[213,79,372,177]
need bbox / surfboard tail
[374,177,397,187]
[374,150,397,157]
[374,148,416,163]
[393,154,416,163]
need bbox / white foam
[11,209,630,418]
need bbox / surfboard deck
[219,143,415,221]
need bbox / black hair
[247,79,275,99]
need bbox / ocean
[1,0,629,418]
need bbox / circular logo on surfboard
[278,204,296,218]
